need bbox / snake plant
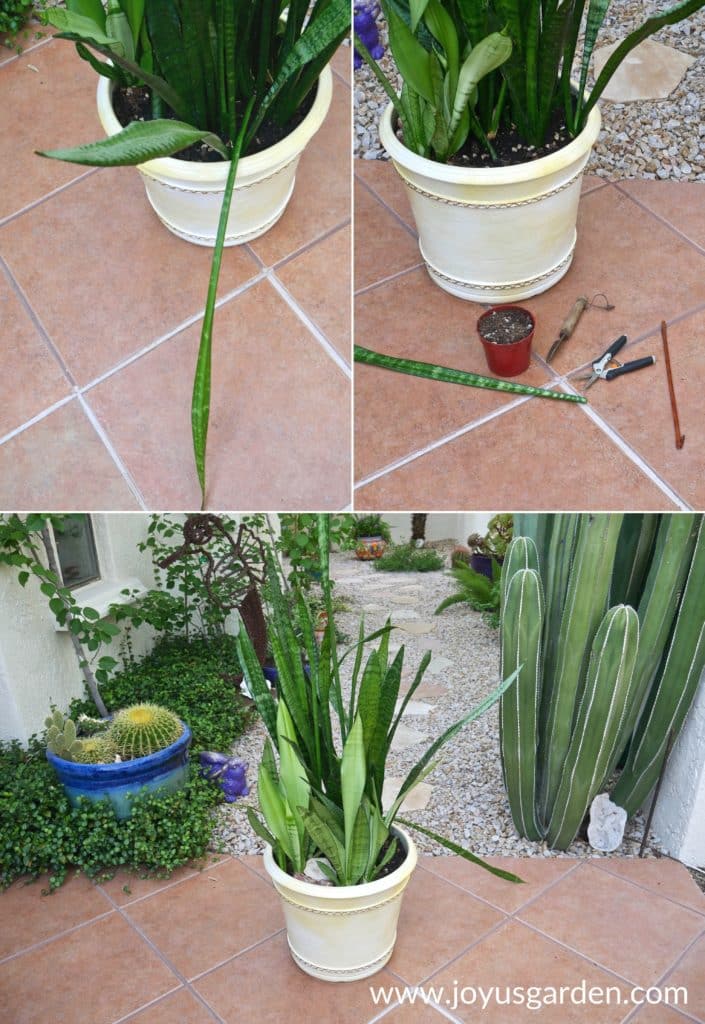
[238,515,523,886]
[363,0,705,154]
[499,513,705,850]
[36,0,350,507]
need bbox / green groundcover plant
[0,740,221,890]
[36,0,350,507]
[374,543,444,572]
[358,0,705,158]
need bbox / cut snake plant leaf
[398,817,524,883]
[37,119,228,166]
[449,30,512,137]
[354,346,587,404]
[191,101,253,506]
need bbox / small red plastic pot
[477,304,535,377]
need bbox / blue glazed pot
[47,723,192,820]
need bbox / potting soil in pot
[113,85,316,162]
[479,308,534,345]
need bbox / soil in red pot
[478,307,534,345]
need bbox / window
[54,515,100,589]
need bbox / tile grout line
[0,908,116,967]
[98,889,229,1024]
[612,180,705,258]
[355,173,419,241]
[94,857,231,910]
[366,1000,463,1024]
[0,167,100,230]
[76,393,149,510]
[186,926,286,985]
[79,271,267,394]
[354,394,532,491]
[0,393,76,448]
[591,859,705,919]
[570,389,690,510]
[642,920,705,1020]
[355,260,426,297]
[271,217,352,273]
[110,985,195,1024]
[267,271,352,377]
[0,253,77,387]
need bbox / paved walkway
[1,853,703,1023]
[355,162,705,511]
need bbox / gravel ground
[354,0,705,180]
[213,548,653,863]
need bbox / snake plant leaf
[191,104,252,506]
[449,30,512,137]
[234,617,278,745]
[355,346,588,404]
[106,1,135,63]
[122,0,145,41]
[40,8,122,50]
[277,702,311,842]
[396,666,521,807]
[66,0,107,28]
[381,0,435,104]
[582,0,705,125]
[247,807,277,849]
[398,817,524,883]
[248,0,351,142]
[347,803,374,884]
[387,650,432,751]
[340,715,367,864]
[300,807,345,879]
[37,119,228,166]
[424,0,460,92]
[258,761,294,865]
[409,0,432,32]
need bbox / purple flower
[199,751,249,802]
[354,2,385,70]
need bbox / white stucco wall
[0,515,157,744]
[385,513,491,545]
[651,667,705,868]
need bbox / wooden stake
[660,321,685,449]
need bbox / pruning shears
[578,335,656,392]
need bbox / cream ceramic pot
[379,103,601,301]
[96,67,333,247]
[263,827,417,982]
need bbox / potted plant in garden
[357,0,705,301]
[235,518,522,983]
[477,305,535,378]
[352,513,392,560]
[45,703,191,819]
[36,0,350,507]
[467,514,512,579]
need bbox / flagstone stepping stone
[382,777,433,813]
[407,683,448,699]
[389,595,419,606]
[592,39,696,102]
[427,655,453,677]
[396,620,436,635]
[390,723,428,752]
[363,603,384,612]
[390,609,420,621]
[397,585,422,593]
[395,699,434,717]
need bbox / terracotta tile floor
[0,37,352,510]
[354,163,705,511]
[1,855,703,1024]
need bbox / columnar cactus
[109,704,183,759]
[500,513,705,849]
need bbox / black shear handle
[598,334,628,362]
[605,356,656,380]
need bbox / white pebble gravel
[212,548,652,863]
[353,0,705,180]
